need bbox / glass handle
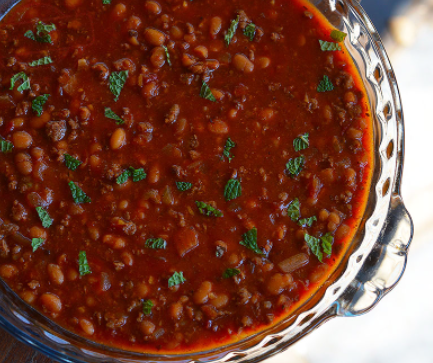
[335,193,414,317]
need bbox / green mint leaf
[319,40,341,51]
[10,72,30,92]
[36,207,53,228]
[298,216,317,227]
[64,154,82,171]
[26,22,56,43]
[104,107,124,124]
[103,0,111,3]
[286,156,305,177]
[321,233,333,256]
[68,181,91,204]
[330,30,347,42]
[240,227,263,255]
[29,56,53,66]
[37,21,56,34]
[176,181,192,191]
[32,94,50,116]
[293,133,309,152]
[116,170,131,185]
[224,15,239,46]
[244,23,256,41]
[78,251,92,276]
[200,81,216,102]
[24,30,36,40]
[317,75,334,92]
[142,299,154,315]
[305,234,323,262]
[129,167,146,182]
[223,268,241,279]
[109,70,128,102]
[0,139,14,153]
[223,137,236,162]
[163,45,172,66]
[287,198,300,221]
[31,238,44,252]
[224,179,241,201]
[145,238,167,249]
[168,271,186,287]
[195,201,223,217]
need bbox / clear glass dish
[0,0,414,362]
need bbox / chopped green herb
[145,238,167,249]
[142,300,154,315]
[130,167,146,182]
[102,0,111,3]
[293,133,309,152]
[168,271,186,287]
[176,181,193,191]
[240,227,263,255]
[330,29,347,42]
[224,179,242,201]
[244,23,256,41]
[10,72,30,92]
[321,233,334,256]
[195,201,223,217]
[116,170,130,185]
[32,94,50,116]
[223,137,236,162]
[109,70,128,102]
[104,107,124,124]
[317,75,334,92]
[25,21,56,43]
[163,45,172,66]
[287,198,300,221]
[24,30,35,40]
[223,268,241,279]
[29,56,53,67]
[319,40,341,51]
[224,15,239,46]
[0,140,13,153]
[68,181,91,204]
[200,81,216,102]
[286,156,305,177]
[35,207,53,228]
[305,234,322,262]
[31,238,44,252]
[298,216,317,227]
[64,154,82,171]
[78,251,91,276]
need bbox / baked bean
[144,0,161,15]
[345,168,356,186]
[65,0,83,9]
[194,45,208,59]
[135,282,149,298]
[102,234,126,249]
[67,268,78,281]
[79,318,95,335]
[110,128,126,150]
[47,264,64,285]
[148,165,160,184]
[193,281,212,305]
[30,112,50,129]
[150,46,166,68]
[318,209,329,221]
[21,290,37,303]
[260,108,274,121]
[89,155,101,168]
[15,152,33,175]
[126,15,142,30]
[142,81,158,98]
[208,119,228,134]
[171,25,184,40]
[347,127,363,139]
[0,264,18,279]
[170,302,183,320]
[111,3,127,20]
[30,226,47,239]
[328,212,340,225]
[209,16,222,37]
[40,292,62,313]
[12,117,24,127]
[121,251,134,266]
[210,293,228,308]
[310,264,329,283]
[144,28,166,46]
[344,91,357,104]
[256,57,271,69]
[140,320,156,335]
[267,273,293,295]
[232,53,254,73]
[181,53,196,67]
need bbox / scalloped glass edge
[0,0,414,362]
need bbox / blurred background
[272,0,433,362]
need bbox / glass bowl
[0,0,414,362]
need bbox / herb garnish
[104,108,124,124]
[305,233,334,263]
[223,137,236,162]
[0,140,13,153]
[244,23,256,41]
[317,75,334,92]
[200,81,216,102]
[10,72,30,92]
[109,70,128,102]
[319,40,341,51]
[195,201,223,217]
[168,271,186,287]
[116,167,147,184]
[225,16,239,46]
[224,179,242,201]
[31,238,44,252]
[32,94,50,116]
[286,156,305,177]
[102,0,111,4]
[330,30,347,42]
[145,238,167,249]
[25,21,56,43]
[142,300,154,315]
[63,154,82,171]
[239,227,263,255]
[78,251,91,276]
[176,181,193,191]
[287,198,300,221]
[163,45,172,66]
[298,216,317,227]
[293,133,309,152]
[36,207,53,228]
[68,181,91,204]
[223,268,241,279]
[29,56,53,66]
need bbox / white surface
[269,21,433,363]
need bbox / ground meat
[104,313,128,329]
[237,288,252,305]
[165,104,180,124]
[171,165,186,178]
[0,239,9,258]
[105,164,122,181]
[15,101,30,116]
[0,222,19,239]
[11,200,27,221]
[46,120,67,141]
[189,134,199,149]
